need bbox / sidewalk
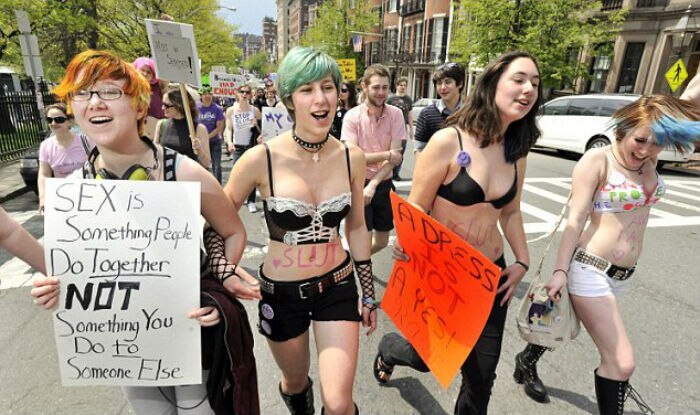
[0,160,30,204]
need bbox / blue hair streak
[651,115,700,149]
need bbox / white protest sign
[262,107,293,140]
[145,19,200,85]
[44,179,202,386]
[209,72,246,98]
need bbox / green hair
[278,47,342,120]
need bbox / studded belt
[258,254,354,299]
[573,248,635,281]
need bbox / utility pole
[14,9,46,128]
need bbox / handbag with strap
[516,192,580,349]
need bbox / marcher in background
[414,62,465,154]
[386,76,413,180]
[29,49,260,415]
[342,65,406,255]
[253,87,267,111]
[262,87,280,108]
[213,46,377,415]
[1,207,46,274]
[224,84,262,213]
[330,80,357,139]
[132,57,168,139]
[513,94,699,414]
[374,51,541,415]
[154,86,211,169]
[37,103,94,213]
[197,85,226,183]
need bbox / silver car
[410,98,439,125]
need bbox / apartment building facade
[263,16,278,64]
[580,0,699,96]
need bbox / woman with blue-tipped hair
[514,94,699,414]
[214,46,377,415]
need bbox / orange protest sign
[382,192,501,388]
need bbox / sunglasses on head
[439,62,461,70]
[46,116,68,124]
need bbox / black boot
[513,343,549,403]
[321,403,359,415]
[280,377,315,415]
[594,369,627,415]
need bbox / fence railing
[0,89,46,161]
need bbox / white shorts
[567,258,632,298]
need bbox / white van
[536,94,691,165]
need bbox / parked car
[535,93,691,165]
[410,98,439,125]
[19,146,39,194]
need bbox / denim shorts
[257,257,362,342]
[567,258,633,298]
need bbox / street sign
[14,10,44,80]
[337,59,356,82]
[666,58,689,92]
[145,19,201,86]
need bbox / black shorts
[257,255,362,342]
[365,179,394,232]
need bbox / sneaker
[247,202,258,213]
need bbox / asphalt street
[1,146,700,414]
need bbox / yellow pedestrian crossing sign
[666,58,688,92]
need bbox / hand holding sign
[382,192,500,388]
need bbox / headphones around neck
[88,136,159,180]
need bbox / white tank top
[232,106,256,146]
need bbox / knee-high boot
[280,377,315,415]
[594,369,628,415]
[513,343,550,403]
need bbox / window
[414,21,424,61]
[616,42,644,93]
[567,98,600,116]
[587,45,612,93]
[402,26,411,53]
[386,0,398,12]
[599,99,632,116]
[426,17,447,62]
[542,99,570,115]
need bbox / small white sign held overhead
[209,72,246,98]
[145,19,200,86]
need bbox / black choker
[292,130,329,163]
[611,148,644,175]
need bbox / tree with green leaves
[300,0,379,76]
[450,0,627,90]
[0,0,241,82]
[242,50,274,76]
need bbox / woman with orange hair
[30,50,260,415]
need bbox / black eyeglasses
[70,87,124,101]
[239,90,251,94]
[162,102,177,109]
[46,116,68,124]
[341,88,349,92]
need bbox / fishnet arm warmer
[354,259,376,310]
[203,227,237,283]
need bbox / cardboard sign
[261,107,293,140]
[210,72,246,98]
[145,19,200,85]
[336,59,356,82]
[44,179,202,386]
[383,192,501,388]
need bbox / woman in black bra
[373,51,542,414]
[217,47,376,415]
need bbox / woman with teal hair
[212,47,377,414]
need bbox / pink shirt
[39,133,93,178]
[341,103,406,180]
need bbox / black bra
[262,143,352,245]
[436,128,517,209]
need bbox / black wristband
[220,264,238,283]
[553,268,569,278]
[515,260,529,272]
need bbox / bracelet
[553,268,569,278]
[220,264,238,283]
[515,260,529,272]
